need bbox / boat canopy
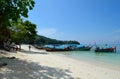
[76,44,85,48]
[44,45,54,48]
[44,44,70,49]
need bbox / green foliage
[0,0,35,28]
[32,35,80,45]
[0,0,35,48]
[10,19,37,44]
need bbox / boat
[45,47,70,51]
[95,47,116,52]
[95,45,116,52]
[34,44,43,49]
[44,45,70,51]
[70,44,92,51]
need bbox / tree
[0,0,35,48]
[33,35,80,45]
[10,19,37,44]
[0,0,35,28]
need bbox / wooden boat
[44,45,70,52]
[45,47,70,51]
[95,47,116,52]
[34,45,43,49]
[70,44,92,51]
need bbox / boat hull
[71,47,91,51]
[95,48,115,52]
[45,48,70,52]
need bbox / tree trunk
[0,28,10,49]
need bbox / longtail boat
[44,45,70,52]
[70,44,92,51]
[95,46,116,52]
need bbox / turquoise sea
[52,44,120,70]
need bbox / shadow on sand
[0,56,79,79]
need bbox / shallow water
[51,44,120,70]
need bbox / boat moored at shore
[94,44,116,52]
[69,44,92,51]
[43,44,71,51]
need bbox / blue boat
[70,44,92,51]
[44,45,70,51]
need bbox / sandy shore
[0,45,120,79]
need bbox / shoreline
[20,52,120,79]
[52,52,120,71]
[0,45,120,79]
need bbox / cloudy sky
[26,0,120,44]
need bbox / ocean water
[52,44,120,70]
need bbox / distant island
[22,35,80,45]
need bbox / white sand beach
[0,44,120,79]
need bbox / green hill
[23,35,80,45]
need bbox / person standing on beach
[29,45,31,51]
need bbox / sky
[26,0,120,44]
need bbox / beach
[0,45,120,79]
